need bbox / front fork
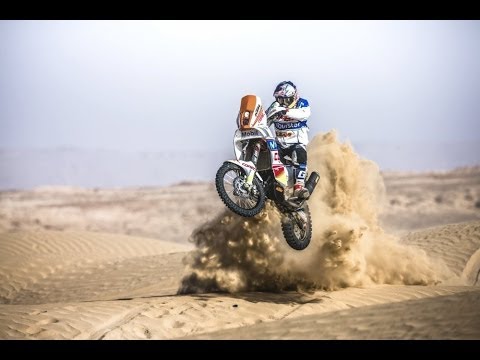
[244,141,261,188]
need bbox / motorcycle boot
[294,164,310,199]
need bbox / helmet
[273,81,298,107]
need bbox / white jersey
[266,98,311,148]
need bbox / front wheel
[215,162,266,217]
[281,204,312,250]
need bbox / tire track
[75,303,153,340]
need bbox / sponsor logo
[254,110,264,124]
[254,104,260,116]
[276,131,293,138]
[240,161,256,170]
[241,130,257,137]
[267,140,277,150]
[274,121,306,130]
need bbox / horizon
[1,20,479,188]
[1,139,479,190]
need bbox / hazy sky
[1,20,479,157]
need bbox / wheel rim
[223,168,260,210]
[291,212,307,241]
[293,221,306,240]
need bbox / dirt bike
[215,94,320,250]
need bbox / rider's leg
[292,144,310,199]
[277,143,292,165]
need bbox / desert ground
[0,132,479,339]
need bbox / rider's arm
[285,99,311,120]
[266,101,283,127]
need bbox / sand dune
[1,166,478,245]
[1,283,477,339]
[186,287,480,339]
[0,216,478,340]
[0,131,479,339]
[380,167,480,235]
[402,221,480,282]
[0,183,223,245]
[0,230,190,304]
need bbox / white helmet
[273,81,298,107]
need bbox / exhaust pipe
[305,171,320,196]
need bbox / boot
[294,164,310,199]
[294,183,310,199]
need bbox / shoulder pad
[297,98,309,108]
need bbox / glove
[269,108,287,119]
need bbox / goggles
[276,96,294,106]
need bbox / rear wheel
[281,204,312,250]
[215,162,266,217]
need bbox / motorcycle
[215,94,320,250]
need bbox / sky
[1,20,480,183]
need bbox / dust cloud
[178,130,455,294]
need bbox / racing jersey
[266,98,311,148]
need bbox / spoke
[240,198,247,208]
[221,166,263,211]
[244,197,253,210]
[294,224,305,240]
[223,183,235,191]
[245,197,256,208]
[224,174,236,185]
[234,196,244,207]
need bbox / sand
[0,131,479,339]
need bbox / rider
[266,80,311,199]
